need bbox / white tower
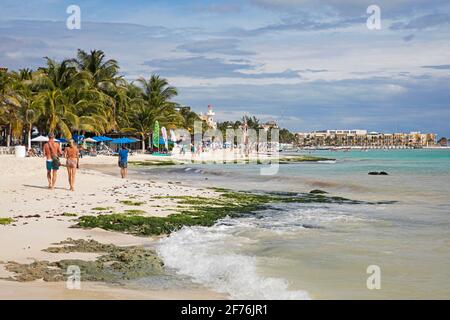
[205,105,216,129]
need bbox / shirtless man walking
[43,133,62,189]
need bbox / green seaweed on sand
[129,160,179,166]
[153,195,229,207]
[0,217,14,225]
[209,187,231,193]
[130,156,332,167]
[2,239,163,283]
[278,156,335,163]
[309,189,329,194]
[61,213,78,217]
[92,207,114,211]
[124,209,146,215]
[119,200,145,206]
[255,156,335,165]
[76,190,390,236]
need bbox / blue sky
[1,0,449,137]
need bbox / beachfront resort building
[199,105,217,129]
[295,130,436,148]
[261,120,279,132]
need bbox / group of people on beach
[43,133,129,191]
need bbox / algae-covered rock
[43,238,116,253]
[369,171,389,175]
[309,189,329,194]
[3,239,164,283]
[278,156,335,163]
[129,160,179,166]
[3,261,65,282]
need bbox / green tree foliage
[0,50,186,147]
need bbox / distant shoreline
[292,146,450,151]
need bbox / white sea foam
[157,226,310,300]
[157,204,372,299]
[241,204,370,233]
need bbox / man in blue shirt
[118,145,129,178]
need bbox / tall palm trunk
[6,124,11,147]
[141,133,145,152]
[27,124,32,150]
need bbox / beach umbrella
[84,137,97,143]
[100,136,113,142]
[31,135,49,142]
[153,121,160,148]
[72,134,84,142]
[30,135,61,142]
[92,136,113,142]
[30,136,59,150]
[110,137,139,144]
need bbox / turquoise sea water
[133,149,450,299]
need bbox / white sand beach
[0,154,226,299]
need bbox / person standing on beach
[43,133,62,189]
[118,145,129,178]
[64,140,79,191]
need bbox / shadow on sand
[22,184,68,191]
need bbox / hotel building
[295,130,436,148]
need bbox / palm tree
[32,57,111,139]
[0,71,22,146]
[74,49,126,132]
[21,101,42,150]
[242,115,260,130]
[126,103,153,151]
[75,49,120,93]
[130,75,182,151]
[1,50,195,148]
[127,103,184,152]
[137,74,178,108]
[35,58,78,91]
[114,83,144,130]
[179,106,201,131]
[35,90,72,138]
[13,74,43,149]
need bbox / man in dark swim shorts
[118,145,129,178]
[43,133,62,189]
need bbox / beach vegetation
[278,156,335,163]
[129,160,179,166]
[61,212,78,217]
[124,209,146,215]
[119,200,145,206]
[92,206,114,211]
[309,189,329,194]
[0,217,14,225]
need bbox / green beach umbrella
[153,120,160,148]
